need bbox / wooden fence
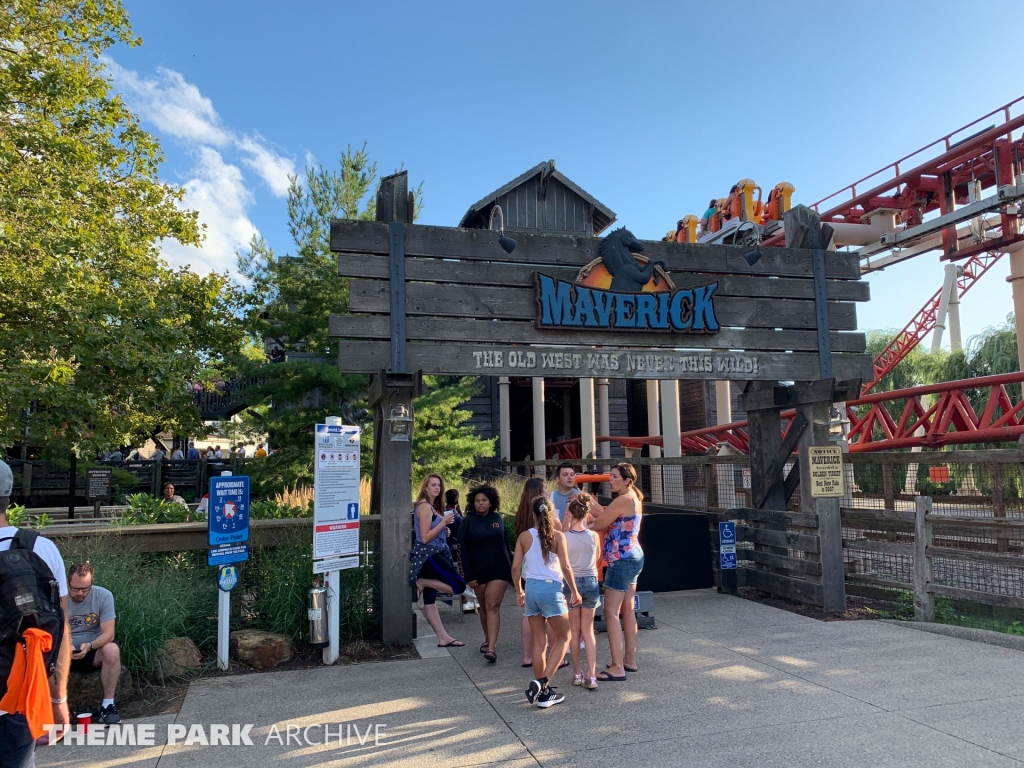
[707,507,824,605]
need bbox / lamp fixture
[385,402,412,442]
[489,205,517,254]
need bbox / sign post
[719,521,738,570]
[314,417,361,664]
[85,468,111,519]
[207,471,250,670]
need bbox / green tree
[235,149,491,495]
[0,0,242,454]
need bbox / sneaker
[572,673,584,686]
[526,678,543,705]
[99,704,121,725]
[535,687,565,708]
[583,676,599,690]
[462,600,477,614]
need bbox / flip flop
[521,663,533,668]
[558,658,570,670]
[606,663,638,673]
[437,640,465,648]
[595,671,627,682]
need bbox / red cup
[76,712,92,733]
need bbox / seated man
[161,482,187,506]
[67,562,122,724]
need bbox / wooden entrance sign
[330,220,872,381]
[331,199,872,632]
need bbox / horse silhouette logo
[579,227,671,293]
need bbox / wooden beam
[741,568,824,605]
[330,219,863,279]
[347,279,861,330]
[337,253,872,301]
[928,584,1024,610]
[330,314,870,354]
[754,412,808,509]
[737,379,835,411]
[737,526,820,553]
[334,340,874,381]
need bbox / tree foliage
[235,148,489,494]
[0,0,242,453]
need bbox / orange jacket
[0,627,54,739]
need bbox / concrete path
[37,589,1024,767]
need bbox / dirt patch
[736,587,892,621]
[115,641,417,719]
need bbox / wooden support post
[371,372,421,645]
[991,463,1008,553]
[498,377,511,462]
[371,172,416,646]
[914,495,934,622]
[704,462,719,508]
[882,462,895,510]
[797,395,845,612]
[580,377,597,462]
[67,452,76,521]
[532,377,545,477]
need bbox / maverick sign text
[534,274,720,333]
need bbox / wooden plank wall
[329,220,873,382]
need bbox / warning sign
[808,445,845,498]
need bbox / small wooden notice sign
[808,446,845,498]
[85,468,112,501]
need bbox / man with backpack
[0,459,71,767]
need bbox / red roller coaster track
[546,372,1024,459]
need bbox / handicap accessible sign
[719,521,737,570]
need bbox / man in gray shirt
[550,462,581,526]
[67,562,122,724]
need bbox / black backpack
[0,529,65,698]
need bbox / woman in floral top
[589,463,644,682]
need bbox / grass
[60,534,380,678]
[866,590,1024,636]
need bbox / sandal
[558,658,570,670]
[484,650,497,663]
[480,642,489,653]
[595,670,627,682]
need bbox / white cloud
[105,59,231,147]
[160,147,258,275]
[238,134,296,197]
[103,59,300,273]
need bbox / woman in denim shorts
[511,497,581,709]
[590,463,644,682]
[562,492,601,689]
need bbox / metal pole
[1009,242,1024,371]
[715,380,732,425]
[931,264,957,352]
[598,378,610,461]
[217,588,230,670]
[323,569,340,664]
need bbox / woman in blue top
[413,474,466,648]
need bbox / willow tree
[0,1,241,454]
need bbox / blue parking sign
[208,475,250,546]
[720,551,737,569]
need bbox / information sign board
[85,469,112,501]
[808,445,845,498]
[719,521,737,570]
[208,475,250,546]
[314,424,361,560]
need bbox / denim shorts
[563,575,601,611]
[524,578,569,618]
[604,554,644,592]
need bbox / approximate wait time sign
[314,424,361,562]
[808,445,845,498]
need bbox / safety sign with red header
[314,423,361,561]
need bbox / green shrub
[249,499,310,520]
[853,462,908,495]
[116,494,191,525]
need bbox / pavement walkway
[37,589,1024,767]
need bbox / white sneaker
[462,600,477,613]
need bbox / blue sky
[110,0,1022,346]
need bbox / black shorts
[70,648,100,674]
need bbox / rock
[67,667,132,715]
[229,629,294,670]
[156,637,202,678]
